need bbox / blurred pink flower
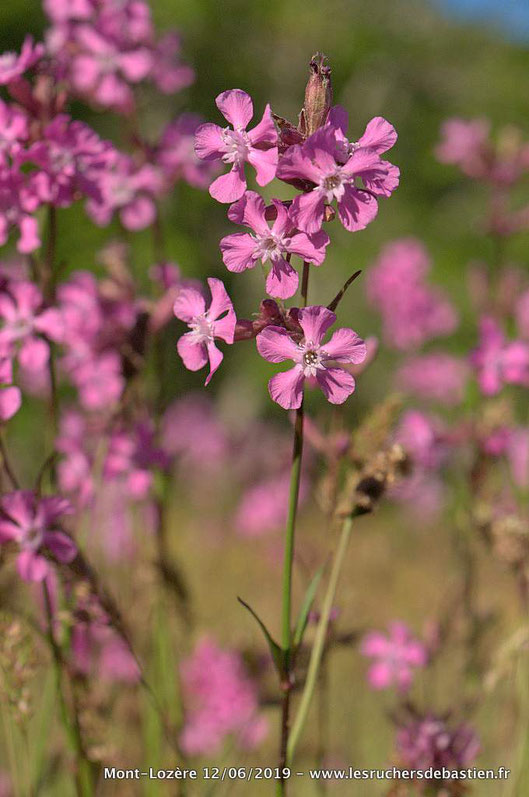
[396,354,468,405]
[361,621,427,691]
[180,636,267,756]
[0,491,75,582]
[0,36,44,84]
[367,239,458,350]
[396,710,480,773]
[471,316,529,395]
[436,118,490,178]
[0,280,63,370]
[0,357,21,421]
[195,89,278,203]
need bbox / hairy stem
[287,515,353,764]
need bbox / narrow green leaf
[293,566,324,650]
[327,270,362,312]
[237,597,285,676]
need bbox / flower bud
[299,52,332,137]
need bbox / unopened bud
[298,53,332,138]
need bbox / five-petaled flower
[195,89,278,203]
[174,277,236,385]
[360,621,428,691]
[256,305,366,409]
[471,316,529,396]
[276,121,398,234]
[220,191,330,299]
[0,490,76,582]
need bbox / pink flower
[396,710,480,773]
[0,491,75,582]
[161,394,229,468]
[436,118,490,178]
[235,471,309,537]
[395,410,448,470]
[220,191,329,299]
[256,305,366,410]
[396,354,468,406]
[22,115,114,208]
[195,89,278,203]
[0,281,63,370]
[180,636,267,756]
[150,32,194,94]
[0,100,28,163]
[471,317,529,395]
[68,25,152,113]
[0,166,42,253]
[86,154,161,230]
[367,239,458,350]
[0,36,44,84]
[361,621,427,691]
[156,114,220,190]
[276,122,398,233]
[0,357,21,421]
[174,278,236,385]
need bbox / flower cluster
[172,82,400,407]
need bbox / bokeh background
[1,0,529,794]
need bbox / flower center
[189,314,214,343]
[221,128,250,165]
[254,232,284,262]
[320,170,346,202]
[23,524,43,551]
[301,345,324,377]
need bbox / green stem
[287,515,353,764]
[42,582,93,797]
[277,263,311,795]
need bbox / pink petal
[298,306,336,345]
[120,196,156,231]
[174,287,206,322]
[248,103,277,146]
[209,165,246,203]
[337,186,378,232]
[17,550,48,582]
[34,308,64,342]
[219,233,258,272]
[266,258,299,299]
[118,49,153,82]
[323,328,367,364]
[248,146,278,186]
[328,105,348,134]
[268,366,304,409]
[17,215,40,253]
[227,190,269,234]
[194,123,225,161]
[357,116,397,154]
[19,336,49,370]
[205,340,223,385]
[177,333,208,371]
[290,190,326,235]
[213,311,236,344]
[207,277,233,322]
[360,632,390,657]
[0,386,21,420]
[45,530,77,563]
[215,89,253,129]
[256,326,300,363]
[288,229,330,265]
[367,661,393,690]
[316,367,355,404]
